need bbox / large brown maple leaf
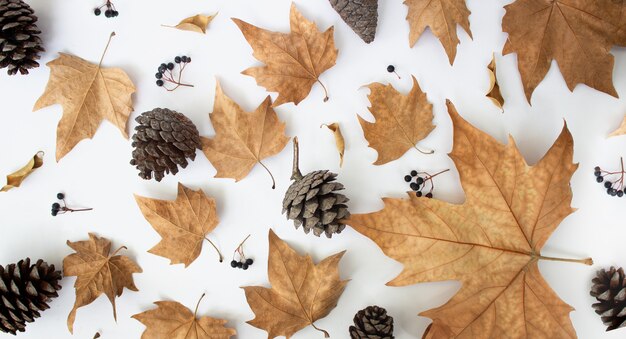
[503,0,624,102]
[232,3,337,106]
[348,101,592,338]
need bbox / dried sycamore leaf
[243,229,348,338]
[358,76,435,165]
[33,33,135,161]
[1,151,44,192]
[164,13,217,34]
[486,55,504,111]
[610,115,626,137]
[321,123,345,167]
[404,0,471,64]
[133,294,236,339]
[503,0,624,102]
[201,82,289,189]
[232,3,337,106]
[134,183,222,267]
[63,233,142,333]
[349,100,593,338]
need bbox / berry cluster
[51,193,92,217]
[404,169,450,198]
[594,158,626,197]
[230,235,254,270]
[155,56,194,91]
[94,1,119,18]
[387,65,400,79]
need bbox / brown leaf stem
[257,160,276,189]
[111,246,127,256]
[317,79,329,102]
[203,237,224,262]
[537,255,593,266]
[98,32,116,68]
[414,145,434,155]
[194,293,206,317]
[291,137,303,181]
[311,323,330,338]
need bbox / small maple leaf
[232,3,337,106]
[321,123,345,167]
[133,293,236,339]
[486,55,504,111]
[348,101,593,338]
[33,33,135,161]
[201,82,290,189]
[358,76,435,165]
[134,183,223,267]
[243,229,348,338]
[1,151,44,192]
[503,0,624,102]
[63,233,142,333]
[610,115,626,137]
[163,13,218,34]
[404,0,472,64]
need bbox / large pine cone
[282,170,349,238]
[130,108,201,182]
[349,305,394,339]
[0,258,62,335]
[0,0,44,75]
[590,266,626,331]
[328,0,378,43]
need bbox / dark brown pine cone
[349,305,394,339]
[328,0,378,43]
[0,0,44,75]
[590,266,626,331]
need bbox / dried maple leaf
[33,33,135,161]
[163,13,218,34]
[503,0,624,102]
[243,229,348,338]
[610,115,626,137]
[348,100,593,338]
[201,82,289,189]
[358,76,435,165]
[321,123,345,167]
[134,182,223,267]
[486,55,504,111]
[404,0,472,64]
[63,233,142,333]
[232,3,337,106]
[133,293,236,339]
[1,151,43,192]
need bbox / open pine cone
[349,305,394,339]
[0,0,44,75]
[282,137,349,238]
[590,266,626,331]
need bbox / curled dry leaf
[321,123,345,167]
[201,82,290,189]
[610,115,626,137]
[134,183,223,267]
[33,33,135,161]
[1,151,44,192]
[163,13,217,34]
[243,229,348,338]
[358,76,435,165]
[404,0,471,64]
[63,233,142,333]
[133,294,236,339]
[503,0,624,102]
[486,55,504,111]
[348,101,593,338]
[232,3,337,106]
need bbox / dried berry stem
[203,237,224,262]
[291,137,303,181]
[232,234,251,261]
[537,255,593,266]
[258,160,276,189]
[194,293,206,317]
[599,157,626,190]
[391,70,401,79]
[162,63,194,91]
[98,32,116,68]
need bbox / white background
[0,0,625,338]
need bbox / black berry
[245,258,253,265]
[242,264,249,270]
[410,183,419,191]
[237,262,243,268]
[181,56,188,63]
[594,170,602,177]
[416,191,422,197]
[175,56,182,63]
[94,8,101,16]
[156,80,164,87]
[56,193,65,200]
[425,193,433,198]
[167,62,174,70]
[230,260,237,268]
[604,181,612,189]
[594,166,601,171]
[410,170,417,177]
[387,65,395,73]
[596,176,604,183]
[51,210,58,216]
[618,191,624,198]
[52,202,60,210]
[105,9,112,17]
[416,177,424,185]
[404,175,411,182]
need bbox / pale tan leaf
[201,82,290,188]
[348,100,592,338]
[243,229,348,338]
[486,55,504,111]
[358,76,435,165]
[63,233,142,333]
[232,3,337,106]
[1,151,44,192]
[164,13,217,34]
[610,115,626,137]
[134,183,221,267]
[321,123,345,167]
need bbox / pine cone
[282,137,349,238]
[328,0,378,44]
[130,108,201,182]
[0,0,44,75]
[0,258,62,335]
[590,266,626,331]
[349,305,394,339]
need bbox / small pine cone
[0,258,62,335]
[328,0,378,43]
[349,305,394,339]
[590,266,626,331]
[130,108,201,182]
[0,0,44,75]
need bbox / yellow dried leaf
[486,55,504,111]
[610,115,626,137]
[243,229,348,338]
[321,123,345,167]
[164,13,217,34]
[1,151,44,192]
[349,101,592,338]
